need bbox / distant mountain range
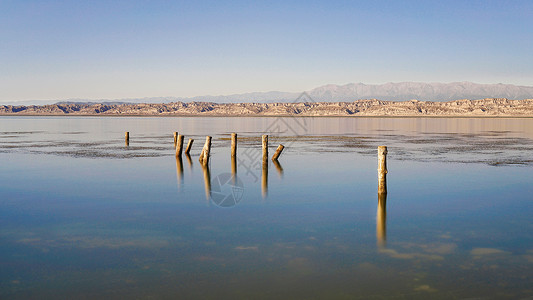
[306,82,533,102]
[3,82,533,105]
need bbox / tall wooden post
[173,132,178,145]
[231,133,237,158]
[262,135,268,162]
[378,146,388,195]
[185,138,194,155]
[175,134,184,156]
[125,132,129,145]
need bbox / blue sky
[1,0,532,101]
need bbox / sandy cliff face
[2,98,533,116]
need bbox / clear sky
[1,0,532,101]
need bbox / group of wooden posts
[126,131,285,165]
[130,130,388,247]
[125,131,286,199]
[169,132,285,165]
[172,132,200,161]
[125,131,387,192]
[125,130,387,200]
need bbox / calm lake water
[1,116,533,299]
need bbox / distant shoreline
[2,98,533,117]
[2,114,533,119]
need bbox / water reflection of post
[231,133,237,185]
[185,153,193,171]
[377,146,388,250]
[231,155,237,185]
[202,162,211,202]
[262,160,268,199]
[377,192,387,249]
[176,155,184,189]
[262,135,269,199]
[272,158,284,178]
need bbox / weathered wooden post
[231,133,237,158]
[271,144,284,161]
[203,136,212,165]
[175,134,184,156]
[173,132,178,145]
[185,138,194,155]
[378,146,388,195]
[199,136,212,165]
[262,135,268,162]
[125,132,129,145]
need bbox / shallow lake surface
[1,116,533,299]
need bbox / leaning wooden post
[173,132,178,145]
[199,136,212,165]
[203,136,212,164]
[271,144,284,161]
[231,133,237,158]
[185,138,194,155]
[378,146,388,194]
[262,135,268,162]
[175,134,184,156]
[125,132,129,145]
